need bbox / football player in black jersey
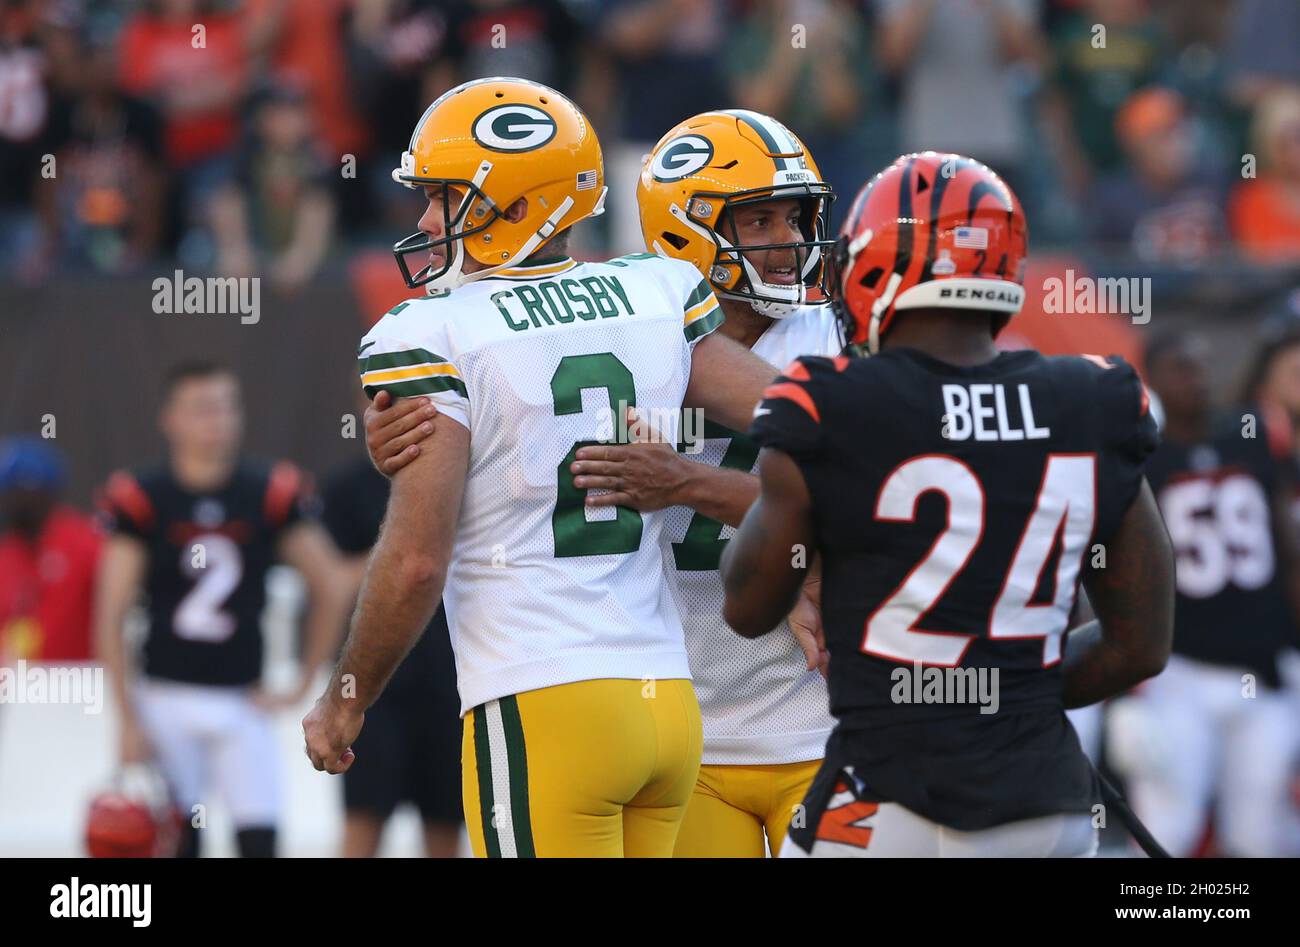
[94,362,350,857]
[1108,332,1300,856]
[721,153,1175,857]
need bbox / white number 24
[864,454,1096,667]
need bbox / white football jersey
[359,254,723,715]
[663,305,841,764]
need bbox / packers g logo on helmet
[638,110,835,318]
[390,77,606,291]
[650,135,714,182]
[472,104,558,152]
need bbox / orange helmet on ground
[831,152,1027,352]
[85,768,181,858]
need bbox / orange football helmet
[391,76,606,290]
[637,110,835,318]
[85,766,182,858]
[831,152,1027,352]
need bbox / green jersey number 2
[551,352,643,557]
[671,421,760,571]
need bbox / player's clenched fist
[364,389,439,476]
[302,695,365,775]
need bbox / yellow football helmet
[637,110,834,317]
[392,76,607,290]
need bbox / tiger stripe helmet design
[832,152,1027,353]
[637,109,835,318]
[392,76,607,290]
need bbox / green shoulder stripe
[683,305,723,343]
[363,376,467,400]
[607,251,662,267]
[684,278,713,310]
[358,347,448,373]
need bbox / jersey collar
[488,256,578,280]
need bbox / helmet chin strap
[426,163,591,291]
[730,253,806,318]
[424,160,493,292]
[426,239,466,293]
[667,203,807,319]
[456,195,575,286]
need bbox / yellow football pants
[673,759,822,857]
[462,678,702,857]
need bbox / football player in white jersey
[363,109,844,858]
[301,78,780,858]
[605,111,841,857]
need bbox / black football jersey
[751,347,1158,829]
[1145,403,1298,687]
[99,460,315,686]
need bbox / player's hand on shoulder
[365,389,439,476]
[572,408,688,513]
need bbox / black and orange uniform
[99,460,315,685]
[750,349,1158,852]
[98,459,317,856]
[1145,402,1299,688]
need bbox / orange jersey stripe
[782,359,812,382]
[103,472,155,532]
[763,382,820,424]
[264,462,302,527]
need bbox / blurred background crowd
[1,0,1299,857]
[1,0,1299,283]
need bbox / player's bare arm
[92,534,151,764]
[303,414,469,774]
[721,448,816,638]
[575,441,758,522]
[271,521,353,708]
[684,330,778,432]
[363,389,440,476]
[573,406,761,524]
[1063,479,1174,708]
